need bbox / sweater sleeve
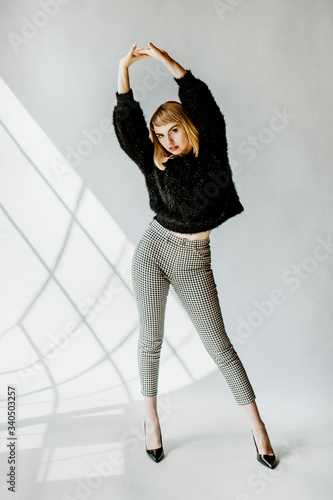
[174,70,227,150]
[112,89,154,174]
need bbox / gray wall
[1,0,332,432]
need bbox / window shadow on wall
[0,79,218,487]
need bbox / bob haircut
[149,101,199,171]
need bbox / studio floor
[3,370,331,500]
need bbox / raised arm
[135,43,227,150]
[112,44,154,173]
[118,63,130,94]
[174,70,227,150]
[117,43,151,93]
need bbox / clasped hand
[119,42,171,68]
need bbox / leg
[172,248,255,405]
[143,395,161,449]
[242,401,274,455]
[172,244,274,456]
[131,237,170,449]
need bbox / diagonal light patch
[0,77,218,421]
[0,77,220,484]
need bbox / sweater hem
[154,205,244,234]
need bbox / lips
[169,146,179,152]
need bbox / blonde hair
[149,101,199,171]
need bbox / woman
[112,42,276,468]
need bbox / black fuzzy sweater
[112,69,244,233]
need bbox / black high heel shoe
[252,430,276,469]
[144,420,164,463]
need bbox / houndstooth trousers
[131,218,256,405]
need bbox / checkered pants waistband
[149,218,210,249]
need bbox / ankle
[145,416,160,428]
[252,420,266,434]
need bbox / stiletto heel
[144,420,164,463]
[252,430,276,469]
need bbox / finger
[133,51,150,57]
[134,50,151,57]
[147,42,163,53]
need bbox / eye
[171,129,177,133]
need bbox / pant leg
[171,241,255,405]
[131,229,170,397]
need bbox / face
[153,121,189,155]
